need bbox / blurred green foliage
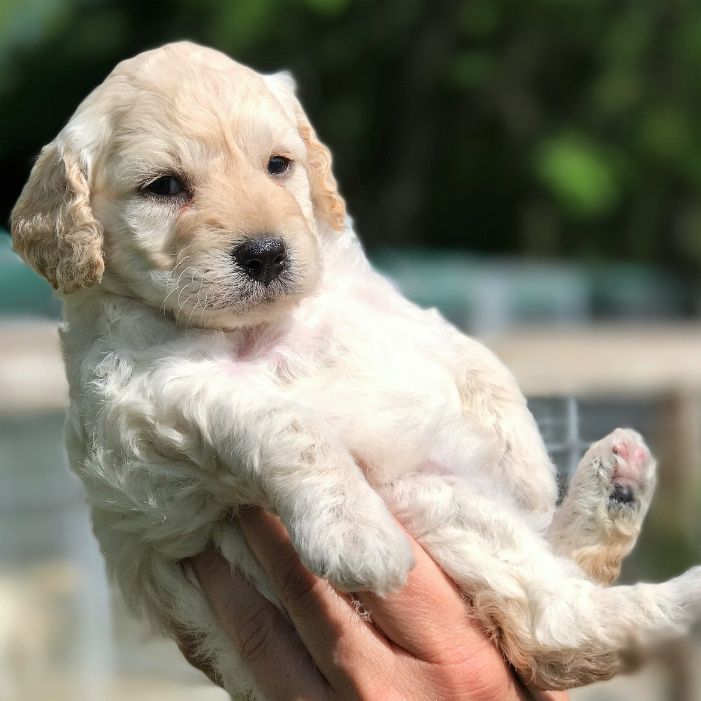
[3,0,701,271]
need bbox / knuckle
[233,603,276,664]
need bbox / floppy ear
[266,71,346,233]
[10,141,104,293]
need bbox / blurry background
[1,0,701,699]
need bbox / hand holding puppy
[185,509,568,701]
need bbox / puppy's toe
[331,522,414,596]
[608,428,655,509]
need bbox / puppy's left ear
[266,71,346,233]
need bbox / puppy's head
[11,42,346,328]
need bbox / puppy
[11,42,701,698]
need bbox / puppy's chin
[172,274,318,331]
[191,296,301,331]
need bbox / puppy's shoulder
[61,293,228,391]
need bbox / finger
[192,549,330,701]
[355,536,496,665]
[238,508,391,688]
[175,627,223,687]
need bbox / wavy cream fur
[11,42,701,698]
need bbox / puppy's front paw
[291,503,414,596]
[330,516,415,596]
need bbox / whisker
[172,266,197,311]
[186,278,207,328]
[160,256,193,314]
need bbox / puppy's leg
[231,412,414,595]
[548,428,656,585]
[382,473,701,690]
[148,369,414,594]
[453,338,558,516]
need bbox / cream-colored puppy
[11,42,701,698]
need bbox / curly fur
[11,42,701,699]
[11,144,104,292]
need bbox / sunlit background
[1,1,700,699]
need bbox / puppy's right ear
[11,142,104,293]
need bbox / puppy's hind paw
[608,428,656,512]
[552,428,657,585]
[581,428,656,517]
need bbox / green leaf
[534,134,621,218]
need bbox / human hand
[185,508,568,701]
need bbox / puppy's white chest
[243,284,481,484]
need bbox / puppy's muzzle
[232,236,288,285]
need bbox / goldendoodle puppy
[11,42,699,698]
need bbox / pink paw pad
[611,436,650,483]
[612,439,648,466]
[608,431,653,505]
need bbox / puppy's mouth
[235,270,300,307]
[164,240,313,325]
[185,275,296,315]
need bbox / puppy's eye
[143,175,187,197]
[267,155,292,176]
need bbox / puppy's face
[11,42,346,328]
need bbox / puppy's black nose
[232,237,288,285]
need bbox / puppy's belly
[288,358,492,485]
